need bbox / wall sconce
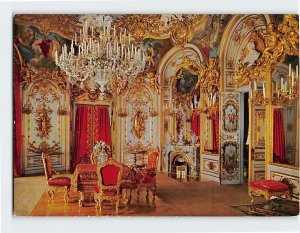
[250,64,299,107]
[22,103,33,114]
[200,92,218,118]
[149,106,158,117]
[57,105,68,116]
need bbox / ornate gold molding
[14,14,81,40]
[235,14,299,87]
[34,103,53,139]
[21,64,69,93]
[114,14,167,42]
[28,141,62,154]
[113,14,205,44]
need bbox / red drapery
[273,109,286,163]
[13,66,22,177]
[95,106,111,147]
[191,112,200,137]
[212,112,219,152]
[72,105,111,169]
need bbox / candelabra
[56,15,145,94]
[199,92,218,118]
[249,64,299,107]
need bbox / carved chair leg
[47,188,55,203]
[64,187,70,203]
[152,186,156,201]
[136,188,140,202]
[129,189,132,203]
[249,188,255,204]
[146,189,149,199]
[116,198,120,215]
[99,198,103,214]
[79,191,84,207]
[264,193,270,201]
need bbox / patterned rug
[231,198,299,216]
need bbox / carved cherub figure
[196,57,219,92]
[147,72,161,93]
[243,41,260,67]
[262,24,280,58]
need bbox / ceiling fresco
[14,14,234,70]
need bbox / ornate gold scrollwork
[113,14,205,44]
[131,108,147,139]
[28,141,62,154]
[235,14,299,88]
[113,14,166,42]
[35,103,53,139]
[196,57,220,93]
[14,14,81,40]
[146,72,161,94]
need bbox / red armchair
[94,158,123,215]
[134,148,159,202]
[41,153,71,203]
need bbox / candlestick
[289,63,291,77]
[262,83,265,98]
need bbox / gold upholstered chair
[93,158,123,215]
[41,153,71,203]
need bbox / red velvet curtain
[73,105,91,170]
[13,66,22,177]
[94,106,111,147]
[191,112,200,137]
[72,105,111,169]
[273,109,286,163]
[212,112,219,152]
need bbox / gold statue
[147,72,161,93]
[131,109,147,139]
[196,57,220,93]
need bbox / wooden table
[72,163,136,207]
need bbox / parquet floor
[28,173,250,216]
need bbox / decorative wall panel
[21,68,70,175]
[200,153,220,182]
[219,15,272,91]
[118,78,160,166]
[220,92,241,184]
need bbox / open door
[220,92,242,184]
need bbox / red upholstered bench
[248,180,290,203]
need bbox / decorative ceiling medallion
[14,14,81,40]
[114,14,205,43]
[113,14,168,42]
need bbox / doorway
[242,92,249,183]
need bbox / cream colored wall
[21,76,71,175]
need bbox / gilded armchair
[41,153,71,203]
[93,158,123,215]
[134,148,159,201]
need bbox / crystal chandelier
[55,15,145,95]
